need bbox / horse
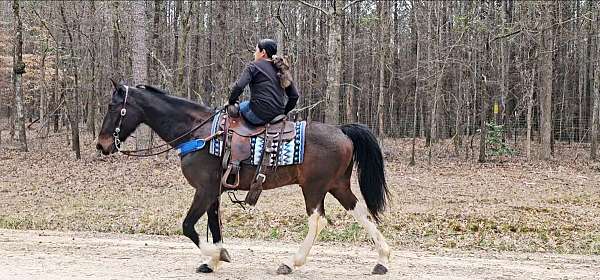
[96,81,391,275]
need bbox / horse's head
[96,80,145,155]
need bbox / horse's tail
[340,124,389,223]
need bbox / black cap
[257,39,277,58]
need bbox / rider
[228,39,299,126]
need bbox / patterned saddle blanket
[208,112,307,166]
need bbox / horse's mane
[136,84,168,95]
[135,84,213,113]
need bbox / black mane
[135,84,212,113]
[136,84,168,95]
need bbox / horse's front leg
[197,199,232,273]
[277,185,328,274]
[182,189,229,273]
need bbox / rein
[112,87,224,157]
[117,110,220,157]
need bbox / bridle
[109,85,224,157]
[113,85,130,151]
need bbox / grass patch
[320,222,365,242]
[0,215,48,230]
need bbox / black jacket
[229,59,299,121]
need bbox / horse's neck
[139,94,212,147]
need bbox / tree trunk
[202,1,214,106]
[87,1,97,137]
[591,70,599,160]
[578,44,586,142]
[60,3,81,159]
[111,1,121,80]
[131,1,148,85]
[12,0,27,152]
[215,1,228,105]
[40,39,49,137]
[500,0,512,129]
[190,3,202,102]
[52,38,59,133]
[324,0,344,124]
[410,5,420,166]
[479,75,488,163]
[129,1,151,152]
[176,1,193,96]
[539,2,555,160]
[345,4,358,124]
[151,0,161,84]
[577,0,588,142]
[592,4,600,160]
[527,69,535,160]
[171,0,181,93]
[376,1,388,137]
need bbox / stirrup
[221,163,240,189]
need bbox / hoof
[372,264,388,275]
[196,263,213,273]
[276,264,293,275]
[220,248,231,263]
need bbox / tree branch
[340,83,363,92]
[490,29,522,42]
[343,0,364,11]
[31,9,57,44]
[297,0,328,15]
[291,100,324,113]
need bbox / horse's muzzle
[96,135,117,155]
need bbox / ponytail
[271,55,293,88]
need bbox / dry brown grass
[1,126,599,255]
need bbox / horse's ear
[110,78,119,89]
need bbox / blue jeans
[239,101,266,126]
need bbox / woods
[1,0,599,162]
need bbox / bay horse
[96,82,391,275]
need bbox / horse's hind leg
[330,186,390,275]
[183,189,229,273]
[276,186,328,275]
[196,199,231,273]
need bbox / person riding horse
[228,39,299,125]
[97,39,390,276]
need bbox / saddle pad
[209,112,307,166]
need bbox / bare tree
[592,4,600,160]
[376,1,389,137]
[175,1,193,96]
[12,0,27,152]
[410,1,421,166]
[130,1,152,151]
[59,2,81,159]
[539,1,556,160]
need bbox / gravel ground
[1,229,599,280]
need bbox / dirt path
[0,229,598,280]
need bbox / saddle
[219,105,296,205]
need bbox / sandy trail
[0,229,598,280]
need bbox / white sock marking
[284,209,327,269]
[351,203,390,267]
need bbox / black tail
[340,124,389,223]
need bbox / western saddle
[219,104,296,205]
